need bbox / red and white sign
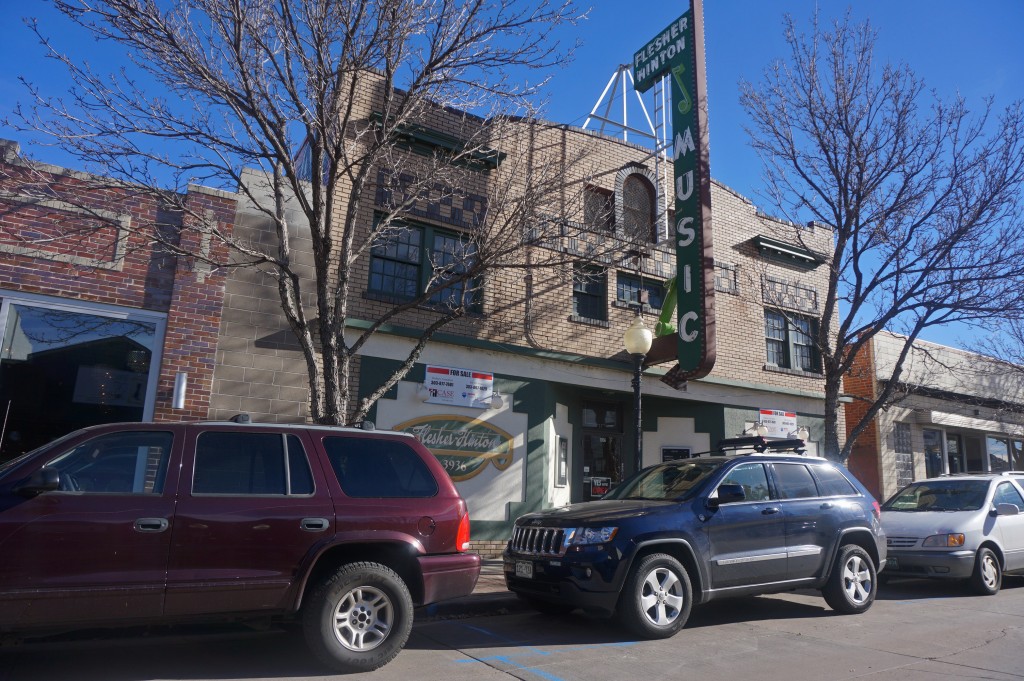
[423,365,495,409]
[759,409,797,438]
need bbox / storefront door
[965,436,985,472]
[580,401,623,501]
[946,434,965,474]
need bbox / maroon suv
[0,419,479,672]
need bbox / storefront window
[1013,440,1024,471]
[0,298,162,461]
[987,436,1011,472]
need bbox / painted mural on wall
[392,414,514,482]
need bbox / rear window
[811,464,859,497]
[323,436,438,498]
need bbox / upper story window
[621,174,656,243]
[368,220,480,311]
[616,272,664,310]
[583,185,613,231]
[572,264,607,322]
[765,309,820,373]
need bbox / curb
[415,591,528,622]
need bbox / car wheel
[302,561,413,673]
[968,547,1001,595]
[617,553,692,639]
[823,545,876,614]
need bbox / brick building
[207,77,840,553]
[0,139,236,459]
[845,332,1024,501]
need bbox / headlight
[570,527,618,545]
[922,533,965,547]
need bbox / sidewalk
[416,559,526,621]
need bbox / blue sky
[2,1,1022,349]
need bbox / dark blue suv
[503,438,886,639]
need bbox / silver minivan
[881,473,1024,594]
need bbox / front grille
[887,536,918,549]
[510,525,569,556]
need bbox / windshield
[883,479,990,512]
[0,431,83,482]
[603,459,724,501]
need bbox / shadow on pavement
[876,573,1024,600]
[0,625,331,681]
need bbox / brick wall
[843,338,882,497]
[0,140,236,422]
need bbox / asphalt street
[2,576,1022,681]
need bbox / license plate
[515,560,534,579]
[885,557,899,570]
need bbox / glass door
[946,433,965,474]
[580,401,623,500]
[965,436,985,472]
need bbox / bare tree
[7,0,604,425]
[740,10,1024,461]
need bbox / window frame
[763,308,821,373]
[583,185,614,231]
[367,218,481,312]
[572,263,608,322]
[616,272,664,311]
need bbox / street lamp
[623,313,653,474]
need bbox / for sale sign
[423,365,495,409]
[759,409,797,439]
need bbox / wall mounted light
[172,372,188,410]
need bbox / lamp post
[623,313,653,475]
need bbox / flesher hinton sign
[633,2,716,379]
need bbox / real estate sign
[633,2,716,379]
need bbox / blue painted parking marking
[450,622,639,680]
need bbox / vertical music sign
[633,2,716,378]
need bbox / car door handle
[301,517,329,532]
[820,502,834,509]
[762,507,781,515]
[134,518,169,533]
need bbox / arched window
[621,174,656,242]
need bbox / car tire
[617,553,692,639]
[302,561,413,673]
[968,547,1001,595]
[822,544,876,614]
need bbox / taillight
[456,509,471,552]
[872,501,881,520]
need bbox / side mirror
[14,466,60,497]
[995,503,1020,517]
[707,483,746,509]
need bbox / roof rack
[718,436,806,455]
